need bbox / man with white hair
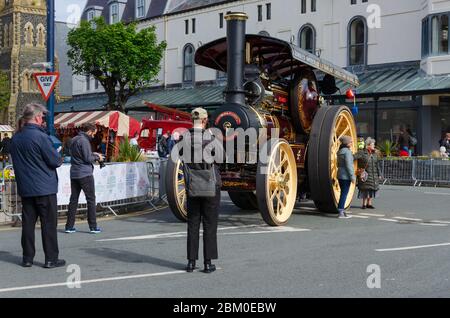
[10,103,65,269]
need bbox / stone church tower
[0,0,47,125]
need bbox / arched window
[299,24,316,54]
[4,24,9,47]
[24,22,34,46]
[21,70,29,92]
[36,24,45,47]
[348,17,368,66]
[9,23,13,47]
[183,44,195,85]
[259,30,270,36]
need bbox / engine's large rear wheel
[228,191,258,210]
[256,139,298,226]
[166,158,188,222]
[308,106,357,213]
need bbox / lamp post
[46,0,55,137]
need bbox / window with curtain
[348,17,367,66]
[183,44,195,85]
[299,24,316,54]
[422,13,450,57]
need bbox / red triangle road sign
[33,72,60,102]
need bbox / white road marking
[97,225,309,242]
[431,220,450,224]
[360,213,385,217]
[300,207,317,211]
[351,215,370,219]
[424,192,450,196]
[417,223,448,227]
[378,218,399,223]
[0,270,186,294]
[376,242,450,252]
[393,217,423,222]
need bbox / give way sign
[33,72,60,101]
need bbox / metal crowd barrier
[381,158,450,187]
[0,160,163,225]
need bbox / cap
[191,107,208,120]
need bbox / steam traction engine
[166,12,360,226]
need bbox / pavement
[0,185,449,298]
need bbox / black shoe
[43,259,66,269]
[203,263,216,273]
[21,260,33,268]
[186,260,196,273]
[361,205,366,209]
[366,205,375,209]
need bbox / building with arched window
[0,0,49,125]
[348,17,367,66]
[298,24,316,54]
[62,0,450,155]
[182,44,195,86]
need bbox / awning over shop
[54,111,140,137]
[126,86,224,111]
[335,62,450,98]
[56,86,225,113]
[0,125,14,132]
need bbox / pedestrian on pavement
[158,130,171,158]
[337,135,355,219]
[1,133,12,163]
[10,103,65,268]
[130,132,139,150]
[440,132,450,155]
[182,108,221,273]
[65,123,104,234]
[354,137,382,209]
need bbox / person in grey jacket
[65,123,104,234]
[337,135,356,219]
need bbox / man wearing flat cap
[183,108,221,273]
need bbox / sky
[55,0,88,23]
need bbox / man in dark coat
[10,103,65,268]
[181,108,221,273]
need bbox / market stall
[54,111,141,161]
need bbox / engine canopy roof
[195,34,360,87]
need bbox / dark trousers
[338,179,352,211]
[187,190,220,262]
[21,194,59,263]
[66,175,97,229]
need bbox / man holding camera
[65,123,103,234]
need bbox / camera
[97,159,106,169]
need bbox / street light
[46,0,61,149]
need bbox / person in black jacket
[10,103,65,268]
[180,108,221,274]
[65,123,104,234]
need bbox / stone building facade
[0,0,48,125]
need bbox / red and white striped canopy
[54,111,140,137]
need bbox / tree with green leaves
[67,17,166,112]
[0,71,10,112]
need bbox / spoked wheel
[165,158,187,222]
[256,139,298,226]
[308,106,357,213]
[228,191,258,210]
